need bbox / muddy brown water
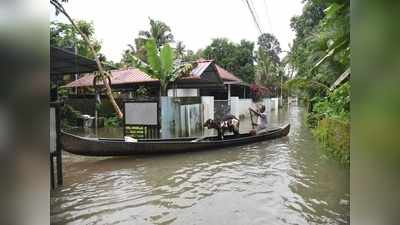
[51,105,349,225]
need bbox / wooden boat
[61,123,290,156]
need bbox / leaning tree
[51,0,123,118]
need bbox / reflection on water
[51,105,349,225]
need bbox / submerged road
[51,105,349,225]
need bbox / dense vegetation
[51,20,107,62]
[120,18,285,94]
[287,0,350,164]
[202,38,255,83]
[130,38,194,96]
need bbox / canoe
[61,123,290,156]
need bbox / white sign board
[125,102,158,125]
[50,107,56,153]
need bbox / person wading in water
[249,105,267,134]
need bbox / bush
[61,104,82,129]
[104,115,122,127]
[313,117,350,164]
[307,82,350,164]
[312,82,350,122]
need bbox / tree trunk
[160,83,168,96]
[51,1,123,119]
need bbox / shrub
[104,115,122,127]
[313,117,350,164]
[61,104,81,129]
[308,82,350,164]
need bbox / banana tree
[131,39,194,96]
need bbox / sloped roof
[196,59,242,83]
[51,46,98,76]
[215,64,242,83]
[64,68,157,88]
[51,46,115,76]
[64,59,243,88]
[191,60,213,77]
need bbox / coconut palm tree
[138,18,174,49]
[132,18,175,63]
[131,39,194,96]
[175,41,186,59]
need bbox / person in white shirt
[249,105,267,133]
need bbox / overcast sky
[50,0,304,62]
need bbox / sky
[50,0,304,62]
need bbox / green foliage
[289,0,349,84]
[104,115,122,128]
[312,82,350,121]
[131,39,194,96]
[61,104,81,129]
[57,86,71,99]
[122,18,175,64]
[145,39,162,74]
[288,0,350,163]
[183,49,203,62]
[135,86,149,98]
[50,20,105,61]
[254,33,286,96]
[312,117,350,164]
[175,41,186,59]
[288,0,350,117]
[202,38,255,83]
[257,33,281,65]
[140,18,174,48]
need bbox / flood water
[51,105,349,225]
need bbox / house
[64,59,253,101]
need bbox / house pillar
[227,84,231,101]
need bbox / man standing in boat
[249,105,267,133]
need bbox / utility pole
[280,72,283,107]
[74,45,78,95]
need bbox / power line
[242,0,263,35]
[248,0,263,32]
[262,0,273,33]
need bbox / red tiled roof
[64,68,158,88]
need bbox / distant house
[64,59,253,100]
[198,59,250,100]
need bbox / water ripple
[51,106,349,225]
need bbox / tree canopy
[202,38,255,83]
[50,20,106,61]
[130,39,194,96]
[257,33,281,65]
[288,0,350,91]
[287,0,350,122]
[123,18,175,63]
[254,33,284,95]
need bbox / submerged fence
[161,97,209,138]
